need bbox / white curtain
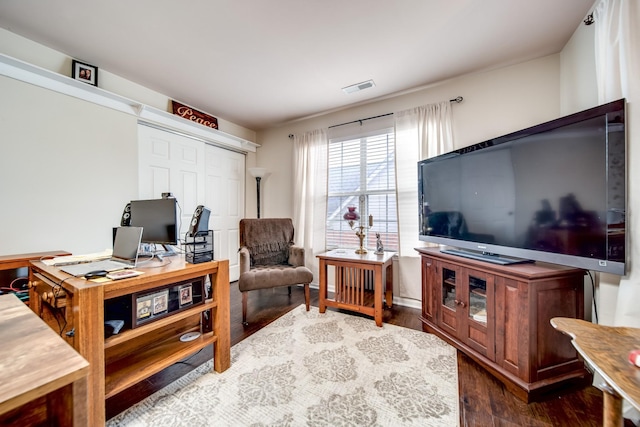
[292,129,328,282]
[592,0,640,328]
[593,1,640,421]
[394,101,453,299]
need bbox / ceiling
[0,1,594,131]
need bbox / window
[326,128,398,251]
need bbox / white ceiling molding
[137,106,258,152]
[0,53,258,153]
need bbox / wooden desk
[28,257,230,426]
[317,250,394,327]
[551,318,640,427]
[0,293,89,426]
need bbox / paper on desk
[42,249,113,266]
[90,271,144,283]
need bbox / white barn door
[204,145,244,281]
[137,123,244,280]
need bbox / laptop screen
[113,226,143,263]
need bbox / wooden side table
[0,293,89,426]
[317,250,394,326]
[551,317,640,427]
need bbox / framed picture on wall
[72,59,98,86]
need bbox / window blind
[326,127,398,251]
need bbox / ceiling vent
[342,80,375,94]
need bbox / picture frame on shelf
[153,290,169,315]
[179,284,193,306]
[136,296,152,321]
[71,59,98,86]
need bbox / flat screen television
[129,198,179,245]
[418,99,626,275]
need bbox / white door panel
[205,144,244,280]
[138,124,245,281]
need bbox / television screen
[418,99,626,275]
[130,198,178,245]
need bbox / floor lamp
[248,167,267,218]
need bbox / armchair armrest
[288,246,305,267]
[239,246,251,274]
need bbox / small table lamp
[344,206,373,254]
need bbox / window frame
[326,126,398,251]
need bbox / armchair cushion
[240,218,295,266]
[239,264,313,292]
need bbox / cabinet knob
[454,299,466,308]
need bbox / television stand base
[441,248,534,266]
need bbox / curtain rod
[288,96,463,138]
[326,96,464,130]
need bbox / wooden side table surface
[0,293,89,425]
[551,317,640,427]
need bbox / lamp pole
[255,176,262,218]
[248,167,268,219]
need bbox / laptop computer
[60,226,143,277]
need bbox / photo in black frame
[71,59,98,86]
[179,284,193,306]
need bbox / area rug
[106,305,459,426]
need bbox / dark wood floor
[107,282,613,426]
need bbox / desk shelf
[105,299,217,349]
[105,331,216,398]
[104,289,218,398]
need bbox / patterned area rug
[107,305,459,426]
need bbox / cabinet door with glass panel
[436,261,495,360]
[438,263,463,338]
[461,268,495,360]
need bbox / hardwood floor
[107,281,614,426]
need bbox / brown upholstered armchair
[238,218,312,324]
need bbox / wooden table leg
[74,285,105,426]
[384,262,393,308]
[601,384,623,427]
[319,259,327,314]
[213,260,230,373]
[374,264,382,327]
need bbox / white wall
[0,28,257,143]
[560,20,598,115]
[256,55,562,301]
[0,29,257,256]
[0,75,138,255]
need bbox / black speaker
[188,205,211,237]
[120,203,131,226]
